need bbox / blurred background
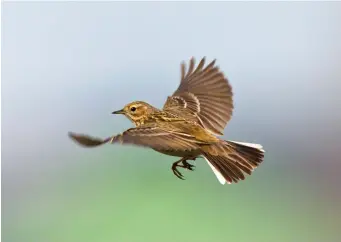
[2,2,341,242]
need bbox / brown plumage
[68,57,265,184]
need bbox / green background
[2,2,341,242]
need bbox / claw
[182,160,195,171]
[171,157,197,180]
[172,165,185,180]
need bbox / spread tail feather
[202,140,265,185]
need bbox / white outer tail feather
[204,141,264,185]
[228,140,265,152]
[204,157,228,185]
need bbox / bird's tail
[201,140,265,185]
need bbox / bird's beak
[112,109,125,115]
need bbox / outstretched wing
[68,125,206,151]
[163,57,233,136]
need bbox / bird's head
[112,101,158,126]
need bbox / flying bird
[68,57,265,184]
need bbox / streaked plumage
[163,57,233,135]
[69,57,265,184]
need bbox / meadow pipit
[69,57,265,184]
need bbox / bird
[68,57,265,184]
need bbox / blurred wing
[69,126,203,152]
[68,132,112,147]
[163,57,233,135]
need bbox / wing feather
[163,57,233,135]
[69,125,205,152]
[112,126,201,151]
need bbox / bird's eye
[130,106,136,112]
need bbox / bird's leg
[171,157,188,180]
[182,159,196,171]
[171,157,196,180]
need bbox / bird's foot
[172,163,185,180]
[171,157,197,180]
[182,160,195,171]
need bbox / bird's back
[143,110,219,144]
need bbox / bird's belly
[153,149,201,158]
